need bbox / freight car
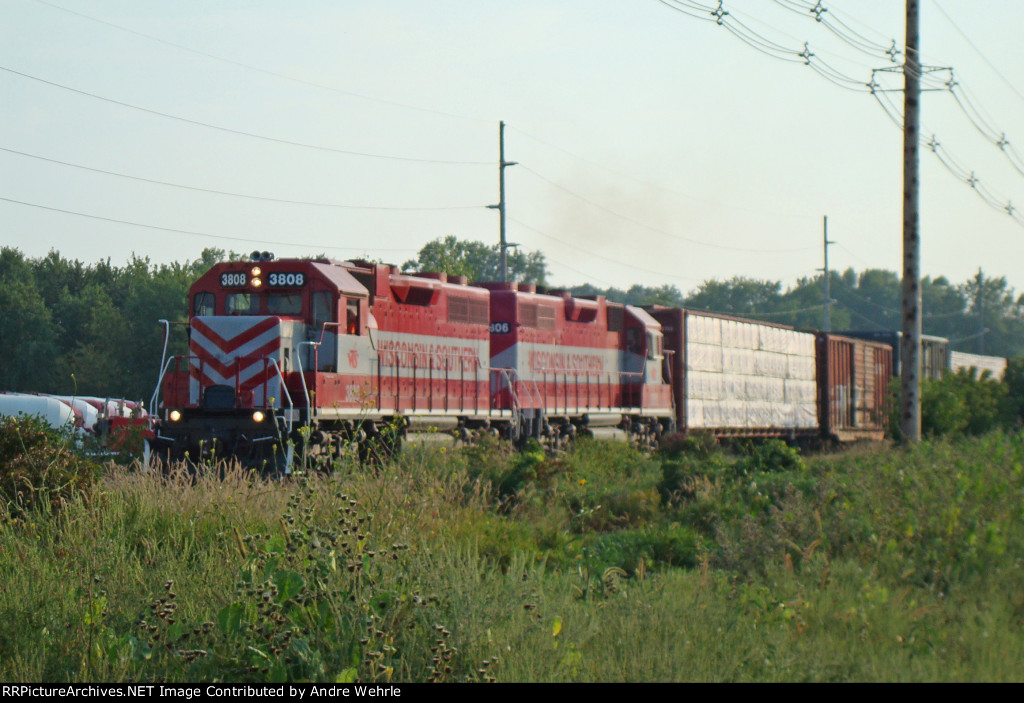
[838,330,949,381]
[0,392,82,431]
[0,392,148,456]
[147,254,896,470]
[814,333,892,441]
[645,307,820,439]
[948,351,1007,379]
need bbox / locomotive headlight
[251,266,262,277]
[251,277,263,288]
[169,410,181,422]
[252,411,265,423]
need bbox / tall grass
[1,430,1023,681]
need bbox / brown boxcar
[815,333,893,441]
[836,330,948,380]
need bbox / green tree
[51,282,128,396]
[0,248,58,390]
[684,277,783,314]
[403,236,547,284]
[955,270,1024,357]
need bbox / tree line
[3,238,1024,406]
[0,247,226,403]
[405,236,1024,359]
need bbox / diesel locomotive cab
[149,253,369,468]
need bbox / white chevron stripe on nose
[189,317,282,407]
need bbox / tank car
[0,392,82,431]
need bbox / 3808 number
[267,272,305,287]
[220,272,247,287]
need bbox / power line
[510,126,816,220]
[517,164,818,254]
[0,146,488,211]
[543,256,619,288]
[30,0,492,125]
[930,0,1024,108]
[655,1,1024,231]
[0,195,419,253]
[509,215,700,283]
[0,65,491,166]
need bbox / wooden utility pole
[901,0,922,442]
[487,121,517,282]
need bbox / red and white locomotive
[148,254,673,468]
[148,253,893,470]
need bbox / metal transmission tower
[487,121,518,282]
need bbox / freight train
[146,254,895,470]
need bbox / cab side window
[345,298,360,335]
[193,292,215,317]
[312,292,334,334]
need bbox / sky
[4,0,1024,300]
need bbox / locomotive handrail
[265,358,295,470]
[489,368,522,440]
[295,342,315,419]
[524,366,646,409]
[315,321,342,346]
[153,353,296,422]
[151,319,189,420]
[149,354,179,425]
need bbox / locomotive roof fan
[250,251,276,262]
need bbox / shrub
[656,430,719,460]
[584,525,699,573]
[891,368,1014,439]
[736,439,804,475]
[0,414,100,515]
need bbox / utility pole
[820,215,834,332]
[487,121,517,282]
[901,0,922,443]
[975,268,985,354]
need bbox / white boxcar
[949,351,1007,380]
[649,308,819,435]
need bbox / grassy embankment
[1,421,1023,682]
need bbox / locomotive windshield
[267,294,302,315]
[193,292,215,316]
[223,292,303,316]
[226,293,259,315]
